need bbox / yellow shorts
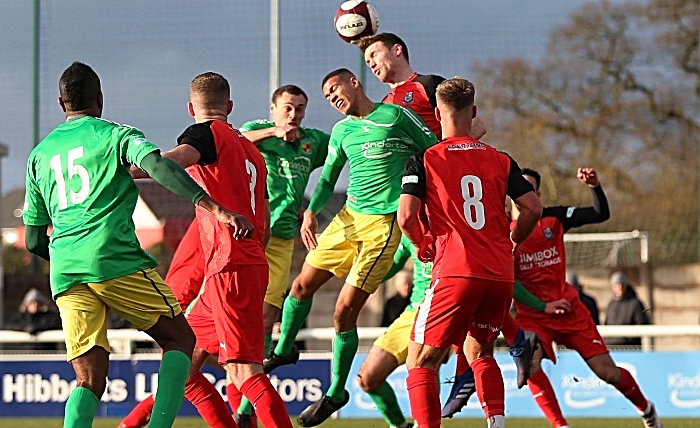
[306,206,401,294]
[264,235,295,309]
[374,309,416,365]
[56,268,181,361]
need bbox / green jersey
[240,120,329,239]
[308,103,436,215]
[384,235,433,311]
[23,115,160,298]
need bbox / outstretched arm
[559,168,610,231]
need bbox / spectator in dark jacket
[605,271,649,346]
[6,288,62,350]
[567,272,599,325]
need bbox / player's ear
[187,102,195,118]
[269,101,275,116]
[96,92,104,111]
[472,105,477,119]
[435,107,441,122]
[393,43,402,58]
[58,97,67,113]
[227,100,234,115]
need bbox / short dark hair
[190,72,230,107]
[522,168,541,190]
[59,62,101,111]
[357,32,409,63]
[321,68,355,89]
[272,85,308,103]
[436,78,475,112]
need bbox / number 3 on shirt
[461,175,485,230]
[49,146,90,210]
[245,159,257,214]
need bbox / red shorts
[516,297,608,362]
[186,263,268,364]
[411,277,513,348]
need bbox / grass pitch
[2,418,700,427]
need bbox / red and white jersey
[178,120,268,276]
[402,137,533,281]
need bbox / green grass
[1,418,699,428]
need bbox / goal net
[564,230,649,268]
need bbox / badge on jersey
[403,91,414,105]
[543,227,554,240]
[302,142,311,153]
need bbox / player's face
[364,42,399,83]
[323,76,357,115]
[271,93,307,128]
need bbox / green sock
[368,381,406,427]
[149,350,191,428]
[326,328,358,403]
[274,295,312,356]
[63,386,99,428]
[237,334,273,415]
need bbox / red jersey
[402,137,533,281]
[512,189,611,319]
[178,120,268,277]
[383,73,444,139]
[165,220,204,308]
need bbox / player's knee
[290,278,314,300]
[598,365,621,384]
[333,304,359,331]
[76,377,107,398]
[357,372,380,392]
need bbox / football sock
[454,345,470,376]
[185,372,236,427]
[406,367,441,428]
[613,367,648,411]
[149,350,190,428]
[63,386,99,428]
[502,315,520,346]
[118,394,154,428]
[237,333,272,416]
[326,328,359,403]
[240,373,293,428]
[274,295,313,356]
[471,357,505,419]
[528,370,568,427]
[228,384,258,426]
[367,381,406,427]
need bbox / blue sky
[0,0,601,195]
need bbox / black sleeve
[546,185,610,232]
[177,121,218,166]
[506,156,535,200]
[414,74,446,108]
[401,150,428,199]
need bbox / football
[334,0,379,44]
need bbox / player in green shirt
[23,62,252,428]
[263,68,437,427]
[233,85,330,427]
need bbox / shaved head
[190,72,230,109]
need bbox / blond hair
[436,78,475,112]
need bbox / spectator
[6,288,62,350]
[381,270,412,327]
[605,271,649,346]
[567,272,600,325]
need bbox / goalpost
[564,230,649,268]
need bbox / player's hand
[275,124,301,142]
[544,299,571,315]
[416,233,435,262]
[221,211,255,240]
[300,210,319,251]
[577,168,599,188]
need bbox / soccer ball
[334,0,379,44]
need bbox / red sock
[184,372,237,428]
[226,383,258,426]
[501,314,519,345]
[470,357,505,418]
[528,371,568,427]
[118,394,154,428]
[454,345,470,376]
[240,373,293,428]
[613,367,648,411]
[406,367,441,428]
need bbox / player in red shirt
[399,78,542,428]
[513,168,663,428]
[136,72,292,428]
[358,32,540,416]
